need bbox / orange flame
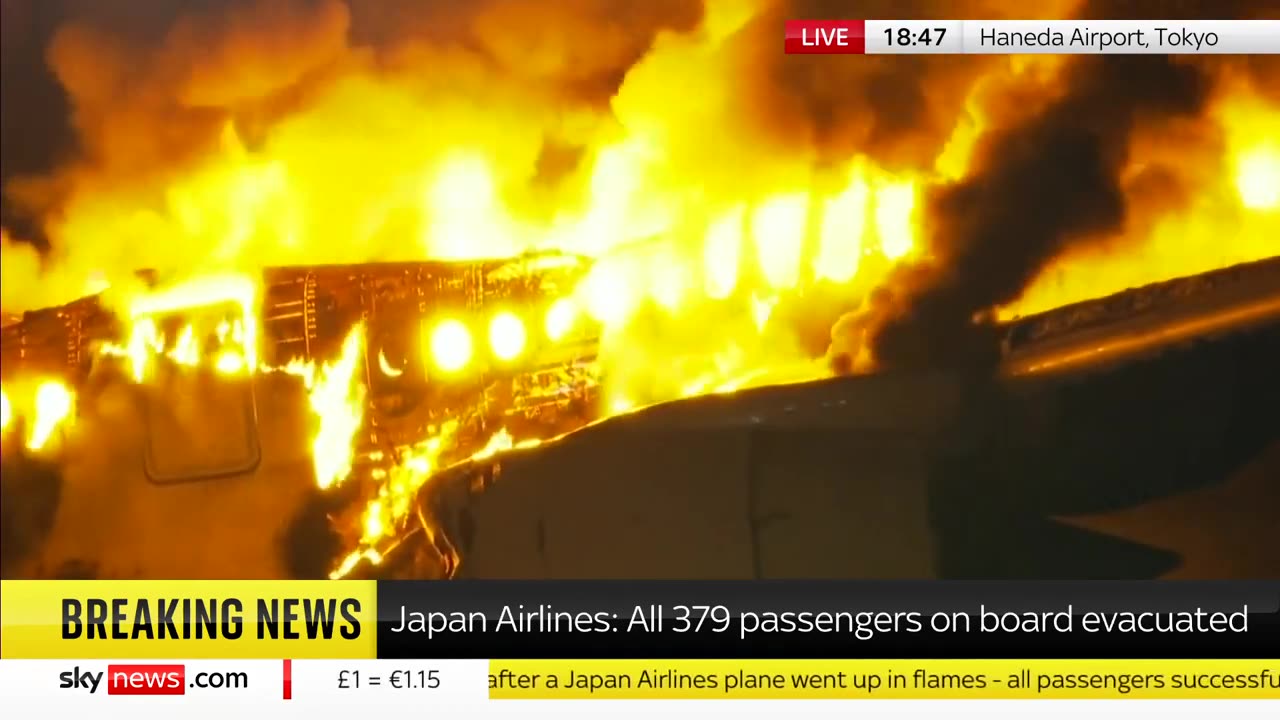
[269,323,367,490]
[27,380,75,451]
[0,379,77,452]
[0,386,12,434]
[305,324,367,490]
[329,421,462,579]
[100,273,261,381]
[0,2,1275,582]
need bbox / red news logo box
[108,664,185,695]
[785,20,865,54]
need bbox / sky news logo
[58,665,247,695]
[59,665,183,695]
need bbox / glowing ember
[329,548,383,581]
[703,206,745,300]
[544,298,578,341]
[377,350,404,378]
[123,318,161,382]
[751,194,808,291]
[0,387,11,433]
[489,312,527,361]
[0,380,77,450]
[815,171,869,283]
[214,350,246,374]
[429,319,473,372]
[578,260,638,326]
[751,295,777,333]
[1235,146,1280,210]
[27,380,74,451]
[473,428,515,460]
[167,325,199,367]
[873,180,917,261]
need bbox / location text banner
[784,20,1280,54]
[376,580,1280,659]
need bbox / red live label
[785,20,865,54]
[107,664,185,695]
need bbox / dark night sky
[1,0,74,238]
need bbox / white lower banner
[1,660,1277,718]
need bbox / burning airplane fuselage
[0,253,601,579]
[1,1,1278,581]
[4,253,1279,581]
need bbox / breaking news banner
[0,580,1277,716]
[783,20,1280,54]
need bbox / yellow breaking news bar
[3,579,1277,702]
[0,580,377,659]
[487,659,1280,700]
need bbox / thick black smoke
[825,0,1280,372]
[860,55,1210,370]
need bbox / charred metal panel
[5,374,318,579]
[442,423,941,581]
[0,295,117,383]
[1003,255,1280,374]
[453,427,755,579]
[443,372,969,581]
[749,429,936,579]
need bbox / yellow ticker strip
[489,659,1280,700]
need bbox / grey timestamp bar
[865,20,1279,54]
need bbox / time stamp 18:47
[883,26,948,47]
